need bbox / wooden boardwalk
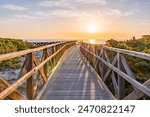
[1,41,150,100]
[40,46,115,100]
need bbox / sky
[0,0,150,40]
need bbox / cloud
[1,4,27,11]
[34,11,51,17]
[36,0,107,19]
[16,14,37,20]
[104,9,137,17]
[38,0,72,9]
[50,9,90,18]
[138,19,150,26]
[38,0,106,9]
[106,9,122,17]
[74,0,107,5]
[37,0,135,19]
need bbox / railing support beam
[117,53,125,99]
[27,53,34,100]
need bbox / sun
[89,39,95,44]
[87,23,97,33]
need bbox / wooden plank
[51,47,55,67]
[82,43,150,60]
[117,53,125,99]
[47,47,53,72]
[0,42,75,100]
[120,55,136,80]
[33,72,40,97]
[93,48,101,75]
[81,46,150,97]
[40,46,115,100]
[101,49,104,79]
[111,72,118,97]
[98,63,103,79]
[33,55,47,82]
[43,49,48,79]
[0,42,67,62]
[0,78,27,100]
[0,68,35,100]
[96,49,118,97]
[124,79,150,100]
[27,53,34,100]
[120,55,137,91]
[104,46,150,61]
[17,55,31,79]
[103,52,117,81]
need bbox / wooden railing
[80,42,150,100]
[0,41,76,100]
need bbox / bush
[0,37,35,70]
[106,36,150,82]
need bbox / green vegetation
[106,35,150,82]
[0,37,35,70]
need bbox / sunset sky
[0,0,150,40]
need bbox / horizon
[0,0,150,40]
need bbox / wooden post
[95,48,100,75]
[51,47,55,67]
[27,53,34,100]
[55,45,60,63]
[101,47,104,80]
[117,53,125,99]
[53,46,57,66]
[91,45,95,67]
[43,49,48,79]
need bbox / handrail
[0,41,68,62]
[104,46,150,60]
[0,41,76,100]
[83,43,150,60]
[80,42,150,100]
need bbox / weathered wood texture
[0,78,26,100]
[1,41,149,100]
[80,42,150,100]
[40,46,115,100]
[0,41,76,100]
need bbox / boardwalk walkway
[40,45,115,100]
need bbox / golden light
[89,39,95,44]
[87,23,97,33]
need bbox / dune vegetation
[0,37,35,70]
[106,35,150,82]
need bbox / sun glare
[87,24,97,33]
[89,39,95,44]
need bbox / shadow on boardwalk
[40,46,115,100]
